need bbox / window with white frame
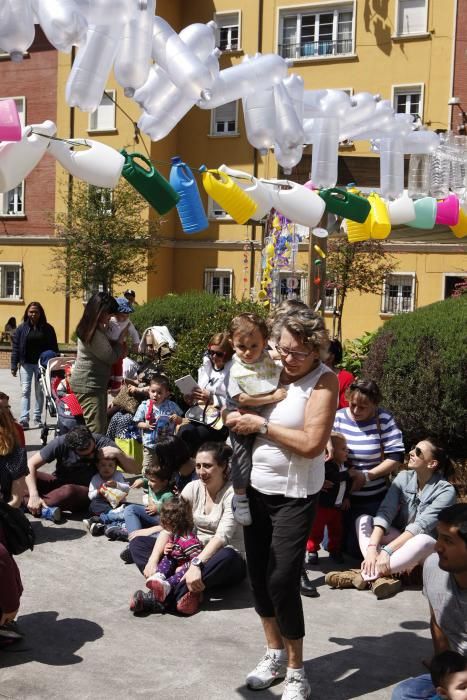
[204,269,233,299]
[396,0,427,36]
[279,6,354,59]
[0,264,22,300]
[277,272,309,304]
[214,11,240,51]
[207,196,232,220]
[381,273,415,314]
[324,286,338,312]
[394,85,423,118]
[211,101,238,135]
[0,97,25,216]
[89,90,116,131]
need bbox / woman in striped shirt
[332,379,404,557]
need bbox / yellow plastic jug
[367,193,391,239]
[450,207,467,238]
[345,214,371,243]
[201,167,258,224]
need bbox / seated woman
[326,438,457,599]
[129,442,246,616]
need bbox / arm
[405,483,457,537]
[47,324,59,353]
[25,452,47,514]
[88,475,101,501]
[128,524,162,542]
[429,604,450,655]
[99,445,140,475]
[235,387,287,407]
[11,326,20,375]
[8,477,27,508]
[87,330,122,365]
[228,371,339,459]
[182,535,225,593]
[143,529,170,578]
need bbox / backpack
[0,501,35,555]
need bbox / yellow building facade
[1,0,466,342]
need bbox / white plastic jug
[114,0,154,96]
[48,138,124,188]
[265,179,325,228]
[0,0,35,61]
[387,193,416,225]
[242,87,276,153]
[218,165,272,220]
[0,120,56,193]
[179,21,217,61]
[273,81,305,150]
[31,0,88,53]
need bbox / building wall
[451,0,467,133]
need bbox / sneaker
[120,545,134,565]
[19,420,29,430]
[371,576,402,600]
[305,551,318,565]
[105,525,128,541]
[83,516,100,531]
[232,495,252,527]
[282,671,311,700]
[41,506,62,523]
[130,589,165,615]
[325,569,365,589]
[246,651,287,690]
[90,522,106,537]
[176,591,202,616]
[34,420,44,428]
[0,621,24,640]
[146,574,171,601]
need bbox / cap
[124,289,136,298]
[115,297,134,314]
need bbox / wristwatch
[259,419,269,435]
[191,556,204,570]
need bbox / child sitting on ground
[430,650,467,700]
[83,453,130,536]
[305,432,351,565]
[123,463,174,537]
[133,375,183,471]
[226,313,286,526]
[145,497,203,603]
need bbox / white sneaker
[232,495,252,527]
[246,651,287,689]
[282,671,311,700]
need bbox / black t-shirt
[24,326,47,364]
[0,446,29,502]
[39,434,116,486]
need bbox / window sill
[208,216,234,222]
[0,298,23,303]
[208,132,241,139]
[87,128,118,135]
[219,48,243,56]
[392,33,431,42]
[380,311,413,318]
[0,214,26,220]
[285,52,357,65]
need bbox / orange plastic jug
[345,215,371,243]
[450,207,467,238]
[367,193,391,239]
[200,167,257,224]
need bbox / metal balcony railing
[278,39,353,59]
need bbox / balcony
[278,38,353,60]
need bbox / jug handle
[219,164,254,182]
[206,169,230,185]
[177,162,195,183]
[321,188,349,203]
[125,152,155,176]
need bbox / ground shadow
[30,521,86,544]
[0,611,103,668]
[203,580,254,612]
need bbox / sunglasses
[275,344,312,361]
[208,349,226,359]
[411,446,424,458]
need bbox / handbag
[185,403,224,431]
[112,385,140,415]
[0,501,35,555]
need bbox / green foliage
[362,295,467,457]
[342,330,377,376]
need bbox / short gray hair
[272,309,330,357]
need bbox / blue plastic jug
[169,156,208,234]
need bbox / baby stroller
[137,325,177,382]
[38,354,84,445]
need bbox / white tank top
[251,362,332,498]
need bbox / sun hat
[116,297,134,314]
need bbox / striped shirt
[333,407,404,498]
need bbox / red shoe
[146,575,171,601]
[176,591,202,616]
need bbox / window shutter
[398,0,426,34]
[214,101,236,124]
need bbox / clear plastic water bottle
[408,153,431,199]
[429,134,450,199]
[449,135,467,195]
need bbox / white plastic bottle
[31,0,88,53]
[273,81,304,150]
[0,121,56,193]
[0,0,35,62]
[243,87,276,153]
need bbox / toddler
[430,650,467,700]
[106,296,140,392]
[133,375,183,470]
[145,497,203,603]
[123,463,174,535]
[306,432,351,564]
[227,313,286,526]
[83,453,130,536]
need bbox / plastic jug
[367,193,391,239]
[406,197,437,230]
[387,194,416,225]
[319,188,371,223]
[265,180,325,228]
[0,99,22,142]
[435,194,459,226]
[48,138,124,188]
[121,150,179,215]
[113,0,155,96]
[31,0,88,53]
[218,165,272,220]
[170,157,208,234]
[345,217,372,243]
[274,143,303,173]
[201,168,257,224]
[0,120,56,193]
[179,21,217,61]
[310,117,340,188]
[243,87,276,152]
[273,81,304,150]
[450,207,467,238]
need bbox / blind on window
[398,0,426,34]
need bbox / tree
[50,180,160,298]
[325,236,396,340]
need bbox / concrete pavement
[0,369,432,699]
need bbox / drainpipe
[64,47,75,343]
[250,0,264,296]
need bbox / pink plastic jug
[435,194,459,227]
[0,99,21,142]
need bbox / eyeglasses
[208,349,225,359]
[275,344,312,361]
[411,446,424,458]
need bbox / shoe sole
[176,591,201,616]
[372,581,402,599]
[146,578,169,602]
[246,671,287,690]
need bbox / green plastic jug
[319,187,371,223]
[120,150,179,215]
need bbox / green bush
[362,295,467,458]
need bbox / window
[211,101,238,135]
[396,0,427,36]
[277,272,309,304]
[0,264,22,300]
[393,85,423,118]
[204,269,233,299]
[207,196,232,220]
[279,6,354,59]
[214,11,240,51]
[443,274,467,299]
[89,90,116,131]
[381,273,415,314]
[324,286,338,313]
[0,97,25,216]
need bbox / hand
[143,559,158,579]
[349,469,366,491]
[145,504,158,515]
[163,542,174,555]
[341,497,351,512]
[11,369,17,378]
[131,478,143,489]
[105,480,117,488]
[325,444,334,461]
[272,387,287,402]
[224,410,242,428]
[0,609,18,626]
[128,527,150,541]
[376,549,392,577]
[231,413,264,436]
[100,445,122,461]
[182,564,205,593]
[27,494,46,515]
[361,547,379,578]
[170,414,183,425]
[321,479,334,491]
[191,388,210,404]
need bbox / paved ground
[0,369,432,699]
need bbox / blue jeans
[19,363,43,424]
[124,503,159,533]
[100,510,126,526]
[391,674,435,699]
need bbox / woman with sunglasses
[327,438,457,599]
[226,309,338,699]
[177,332,233,456]
[331,379,405,558]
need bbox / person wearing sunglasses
[226,308,338,699]
[327,437,457,598]
[177,332,233,456]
